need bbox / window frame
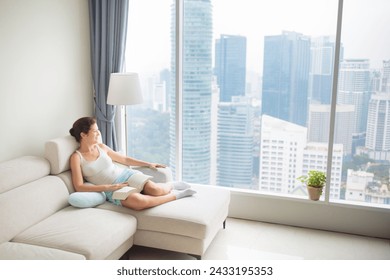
[172,0,342,203]
[179,0,388,238]
[123,0,390,239]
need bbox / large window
[125,0,390,208]
[334,0,390,206]
[125,0,172,166]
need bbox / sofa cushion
[98,185,230,240]
[135,185,230,239]
[0,176,69,244]
[45,135,79,175]
[0,156,50,194]
[56,170,75,193]
[13,206,137,260]
[0,242,85,260]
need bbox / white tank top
[75,145,123,185]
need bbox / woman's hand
[107,182,128,191]
[148,163,166,169]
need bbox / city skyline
[126,0,390,206]
[126,0,390,75]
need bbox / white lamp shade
[107,73,143,105]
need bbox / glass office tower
[214,34,247,102]
[217,96,254,188]
[363,60,390,160]
[169,0,213,183]
[261,31,311,127]
[337,59,371,135]
[308,36,340,105]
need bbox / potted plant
[297,170,326,201]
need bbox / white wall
[0,0,93,162]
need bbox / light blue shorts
[104,168,151,206]
[105,168,139,206]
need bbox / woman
[69,117,195,210]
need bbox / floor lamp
[107,72,143,154]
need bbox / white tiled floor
[126,217,390,260]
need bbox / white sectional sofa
[0,136,230,260]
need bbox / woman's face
[83,123,101,144]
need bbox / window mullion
[326,0,344,202]
[175,0,183,181]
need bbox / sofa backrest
[0,156,69,243]
[45,135,79,193]
[0,156,50,193]
[45,135,79,175]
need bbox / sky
[125,0,390,75]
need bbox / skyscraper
[169,0,213,184]
[261,31,311,126]
[366,93,390,153]
[160,69,171,112]
[307,103,354,155]
[337,59,371,135]
[364,61,390,159]
[215,34,247,102]
[259,115,307,194]
[308,36,340,104]
[381,60,390,93]
[217,96,254,188]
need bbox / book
[112,186,137,200]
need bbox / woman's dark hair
[69,117,96,143]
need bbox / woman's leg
[121,188,197,211]
[142,181,192,196]
[121,192,176,210]
[142,181,172,196]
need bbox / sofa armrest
[132,166,173,183]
